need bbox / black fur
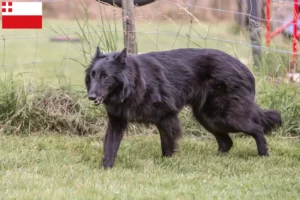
[85,47,282,168]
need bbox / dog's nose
[88,94,96,101]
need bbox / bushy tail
[261,109,282,134]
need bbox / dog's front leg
[102,116,128,168]
[156,115,182,157]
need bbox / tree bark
[97,0,156,7]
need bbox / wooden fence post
[246,0,263,70]
[122,0,137,54]
[234,0,247,27]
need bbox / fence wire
[0,0,299,72]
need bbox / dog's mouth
[93,95,106,106]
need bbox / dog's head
[85,46,131,106]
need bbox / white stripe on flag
[2,2,42,16]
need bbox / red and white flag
[1,1,43,29]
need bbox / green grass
[0,133,299,199]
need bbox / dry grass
[0,76,107,135]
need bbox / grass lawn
[0,134,299,199]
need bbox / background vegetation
[0,1,299,199]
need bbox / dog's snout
[88,94,96,101]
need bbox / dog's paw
[258,152,269,157]
[102,158,115,169]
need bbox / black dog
[85,47,282,168]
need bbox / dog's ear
[115,48,127,65]
[94,46,104,59]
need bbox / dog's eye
[100,71,108,79]
[91,70,96,78]
[215,84,225,90]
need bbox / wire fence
[0,0,299,82]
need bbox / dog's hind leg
[156,115,182,157]
[243,125,269,156]
[102,116,128,168]
[212,132,233,153]
[191,108,233,153]
[225,105,269,156]
[215,113,269,156]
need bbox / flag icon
[1,1,43,29]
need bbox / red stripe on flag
[2,15,42,29]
